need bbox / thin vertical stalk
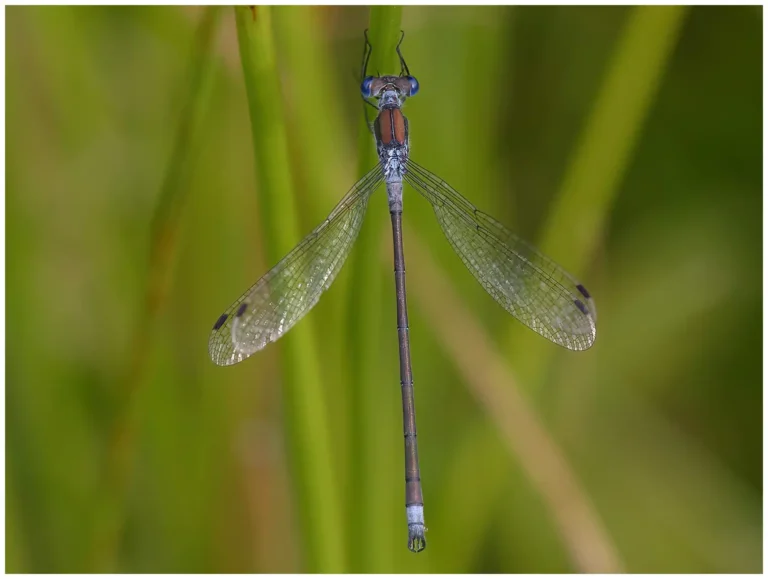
[346,6,404,572]
[271,7,355,219]
[233,6,345,572]
[90,7,222,571]
[271,6,356,514]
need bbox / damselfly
[209,31,597,553]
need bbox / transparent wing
[405,159,596,351]
[209,166,383,366]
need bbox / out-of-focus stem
[507,6,689,381]
[347,7,404,571]
[234,6,345,572]
[92,6,222,571]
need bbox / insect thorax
[375,105,410,186]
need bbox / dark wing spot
[213,313,228,330]
[236,302,248,317]
[576,284,591,299]
[574,299,589,316]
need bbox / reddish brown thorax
[376,108,407,147]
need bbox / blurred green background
[6,5,762,573]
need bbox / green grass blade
[506,5,690,383]
[91,7,222,571]
[233,6,345,572]
[346,7,404,571]
[271,6,357,522]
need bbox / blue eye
[361,76,374,98]
[407,76,419,96]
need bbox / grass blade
[91,7,222,571]
[507,6,690,381]
[346,7,406,571]
[233,6,345,572]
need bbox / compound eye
[406,76,419,96]
[361,76,375,98]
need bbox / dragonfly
[208,31,597,554]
